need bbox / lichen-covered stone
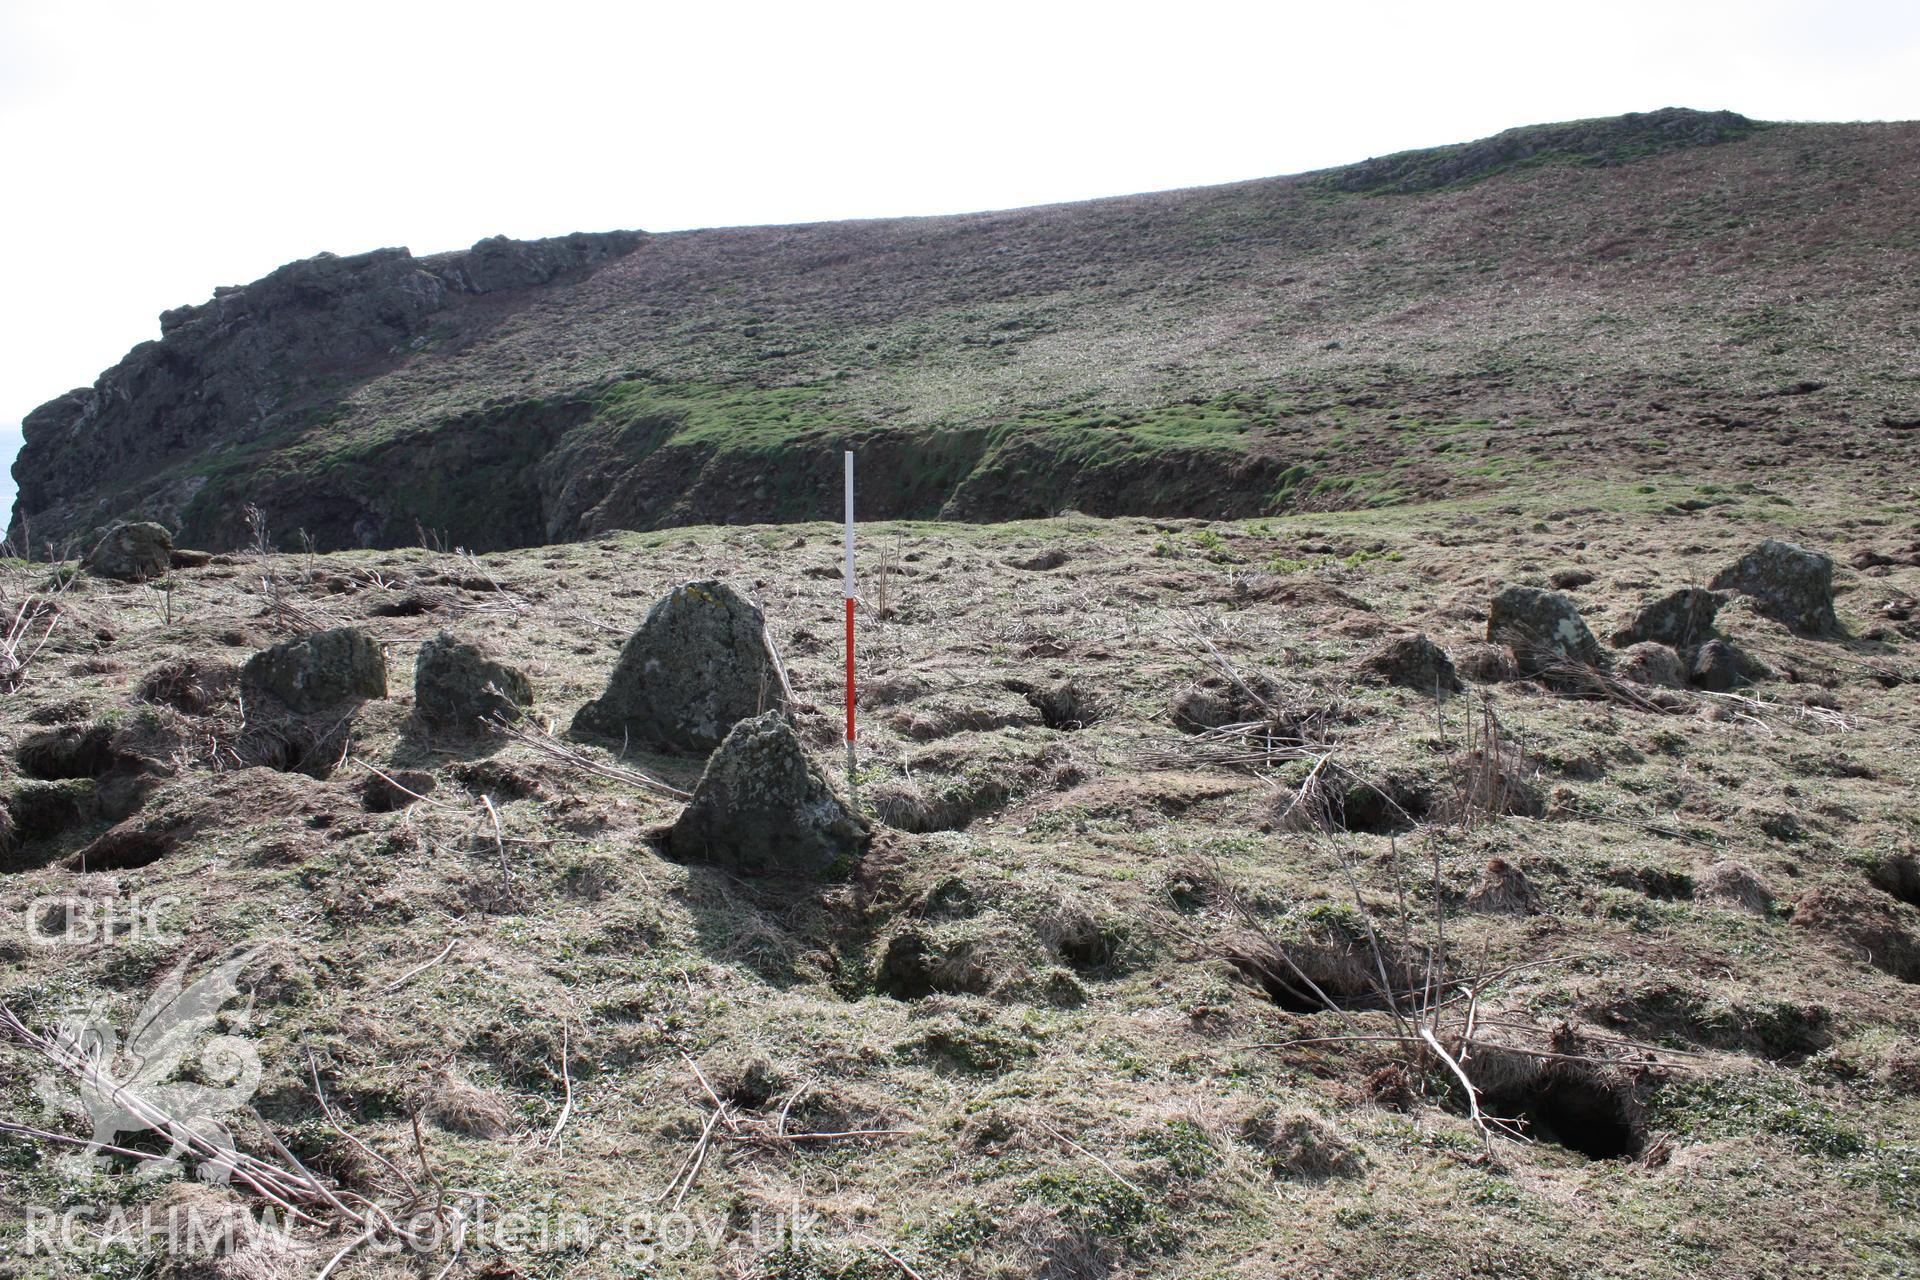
[667,711,869,878]
[242,627,387,713]
[83,522,173,582]
[414,631,532,730]
[572,580,783,754]
[1487,585,1605,674]
[1709,540,1838,635]
[1611,587,1721,649]
[1364,633,1461,694]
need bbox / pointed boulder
[1611,587,1721,650]
[573,580,785,754]
[668,712,870,878]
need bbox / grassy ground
[2,462,1917,1278]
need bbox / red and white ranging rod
[843,449,857,804]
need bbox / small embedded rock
[1698,861,1775,915]
[1690,638,1768,692]
[1617,641,1687,689]
[1455,642,1518,684]
[1463,858,1539,915]
[1239,1106,1363,1180]
[1364,633,1461,694]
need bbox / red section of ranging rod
[844,597,856,742]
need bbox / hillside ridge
[10,108,1919,553]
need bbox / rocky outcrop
[9,112,1913,558]
[413,632,532,731]
[666,711,870,877]
[572,581,784,754]
[83,522,173,581]
[8,232,642,549]
[243,628,388,713]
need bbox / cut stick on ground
[877,1243,931,1280]
[1421,1025,1494,1152]
[350,756,470,813]
[382,938,458,994]
[1035,1120,1144,1196]
[546,1024,575,1150]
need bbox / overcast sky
[3,0,1916,522]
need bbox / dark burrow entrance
[16,726,120,780]
[67,823,180,872]
[1222,936,1409,1014]
[1334,778,1431,836]
[1481,1073,1643,1160]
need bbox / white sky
[4,0,1917,520]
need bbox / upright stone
[1487,585,1605,674]
[1709,540,1838,635]
[242,627,387,713]
[667,712,870,877]
[83,522,173,582]
[572,580,783,753]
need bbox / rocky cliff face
[9,231,641,550]
[10,110,1918,554]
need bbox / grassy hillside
[10,109,1920,552]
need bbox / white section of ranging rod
[843,451,855,597]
